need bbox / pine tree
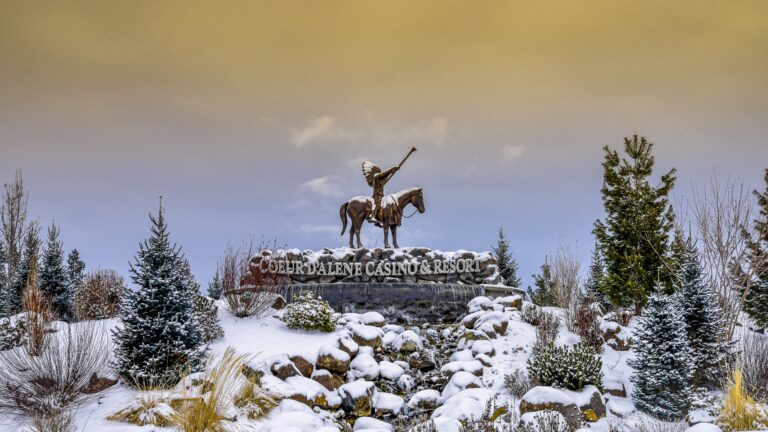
[39,223,73,321]
[208,268,223,299]
[10,223,40,314]
[528,257,557,306]
[0,242,7,315]
[492,226,521,286]
[112,202,205,387]
[66,249,86,297]
[593,135,677,311]
[675,238,727,386]
[743,168,768,329]
[630,291,693,420]
[584,243,609,309]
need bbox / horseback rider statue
[361,147,417,227]
[340,147,425,249]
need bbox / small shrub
[459,397,516,432]
[739,331,768,400]
[173,347,246,432]
[521,304,543,326]
[22,266,53,356]
[572,298,604,353]
[225,291,277,318]
[528,343,603,390]
[627,419,687,432]
[26,411,75,432]
[0,318,27,351]
[533,311,560,354]
[74,269,125,320]
[504,369,534,399]
[233,381,278,420]
[0,322,111,418]
[281,292,336,332]
[606,308,634,327]
[517,411,568,432]
[194,296,224,343]
[719,367,767,432]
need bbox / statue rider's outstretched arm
[378,166,399,184]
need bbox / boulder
[602,376,626,398]
[316,345,351,375]
[241,363,265,384]
[337,336,360,358]
[470,340,496,357]
[379,360,405,381]
[372,392,404,417]
[440,360,484,378]
[493,295,522,310]
[271,295,287,310]
[339,379,376,417]
[361,311,386,327]
[685,424,722,432]
[408,389,441,410]
[354,416,393,432]
[392,330,423,353]
[520,386,583,431]
[270,358,301,380]
[567,385,605,422]
[440,371,482,401]
[285,376,341,409]
[474,311,509,336]
[687,409,717,426]
[289,354,314,377]
[349,350,380,380]
[348,323,384,348]
[601,321,632,351]
[606,398,635,419]
[311,369,344,391]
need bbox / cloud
[292,116,345,147]
[403,117,448,147]
[500,144,525,163]
[300,175,344,198]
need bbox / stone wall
[246,247,503,286]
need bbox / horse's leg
[392,225,399,249]
[356,230,363,248]
[383,224,390,249]
[349,228,354,248]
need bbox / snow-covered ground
[0,297,762,432]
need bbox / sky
[1,0,767,288]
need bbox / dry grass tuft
[719,367,766,431]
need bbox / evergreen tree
[743,168,768,329]
[66,249,86,296]
[39,223,73,321]
[584,243,609,309]
[112,202,205,387]
[9,223,40,314]
[0,242,7,315]
[208,268,223,300]
[492,226,521,287]
[667,228,686,290]
[528,257,557,306]
[675,238,727,386]
[630,291,693,420]
[593,135,677,311]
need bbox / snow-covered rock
[519,410,569,432]
[312,368,345,391]
[432,388,496,422]
[392,330,423,353]
[347,323,384,348]
[354,416,393,431]
[440,371,482,401]
[493,295,522,310]
[606,397,635,418]
[379,360,405,380]
[440,360,484,377]
[316,344,351,374]
[408,389,441,410]
[687,409,716,426]
[284,375,341,409]
[467,296,494,313]
[349,349,380,380]
[685,424,722,432]
[339,379,376,417]
[372,392,405,416]
[361,311,386,327]
[520,386,583,431]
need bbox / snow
[685,424,723,432]
[349,351,379,380]
[354,416,393,432]
[360,312,386,326]
[687,409,716,425]
[450,349,475,362]
[318,344,351,362]
[521,386,577,406]
[284,376,341,406]
[259,400,336,432]
[432,388,496,422]
[440,371,482,401]
[372,392,404,415]
[408,389,441,408]
[347,323,384,341]
[606,397,636,418]
[378,360,405,380]
[467,296,493,313]
[339,379,375,399]
[441,360,484,377]
[392,329,423,351]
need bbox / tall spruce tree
[112,202,205,387]
[528,257,557,306]
[10,223,40,314]
[208,268,223,299]
[593,135,677,311]
[675,238,727,386]
[492,226,521,286]
[742,168,768,329]
[66,249,86,297]
[39,223,73,321]
[630,291,693,420]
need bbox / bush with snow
[281,292,337,332]
[0,318,27,351]
[528,343,602,390]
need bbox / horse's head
[413,187,426,214]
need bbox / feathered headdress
[361,161,381,187]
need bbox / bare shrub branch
[74,269,126,321]
[222,238,284,318]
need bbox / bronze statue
[340,148,425,249]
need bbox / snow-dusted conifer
[39,223,73,321]
[112,202,205,387]
[630,291,693,420]
[528,258,556,307]
[492,226,521,286]
[208,268,223,300]
[66,249,86,296]
[0,242,7,316]
[743,168,768,329]
[9,223,40,314]
[584,243,609,309]
[676,238,727,386]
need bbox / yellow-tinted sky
[1,1,767,285]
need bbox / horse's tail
[340,201,349,236]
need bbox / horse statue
[340,187,425,249]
